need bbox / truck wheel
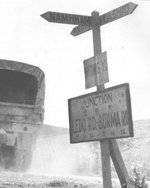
[14,149,32,171]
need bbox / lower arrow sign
[71,25,91,36]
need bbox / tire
[14,149,32,172]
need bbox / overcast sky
[0,0,149,127]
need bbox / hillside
[37,124,69,138]
[30,119,150,181]
[118,119,150,179]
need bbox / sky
[0,0,149,128]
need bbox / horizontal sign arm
[41,11,93,26]
[99,2,138,26]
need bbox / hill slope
[30,119,150,180]
[37,124,69,138]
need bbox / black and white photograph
[0,0,149,187]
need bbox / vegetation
[131,168,148,188]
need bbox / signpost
[41,2,137,188]
[91,11,113,188]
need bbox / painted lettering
[120,129,126,135]
[48,12,92,26]
[101,59,107,72]
[68,15,75,24]
[81,92,113,111]
[121,110,128,126]
[73,118,86,133]
[84,16,91,25]
[97,93,113,105]
[98,111,125,129]
[101,4,131,25]
[116,112,121,127]
[62,14,68,23]
[73,110,129,135]
[88,116,97,131]
[55,13,61,22]
[110,112,116,127]
[124,4,129,14]
[49,12,56,22]
[111,10,117,20]
[88,116,92,131]
[116,7,122,18]
[74,16,80,24]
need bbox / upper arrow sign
[41,11,93,27]
[99,2,138,26]
[71,2,138,36]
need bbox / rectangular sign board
[68,83,133,143]
[41,11,92,26]
[83,52,109,89]
[96,52,109,85]
[84,56,96,89]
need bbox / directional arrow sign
[71,25,92,36]
[41,11,93,27]
[99,2,138,26]
[71,2,138,36]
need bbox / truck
[0,59,45,171]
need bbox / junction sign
[68,83,133,143]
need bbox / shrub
[131,167,148,188]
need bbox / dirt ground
[0,171,104,188]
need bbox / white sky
[0,0,149,127]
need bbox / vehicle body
[0,59,45,171]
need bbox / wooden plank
[41,11,92,26]
[71,25,92,36]
[92,11,112,188]
[99,2,138,26]
[109,139,134,188]
[100,140,112,188]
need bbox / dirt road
[0,171,105,188]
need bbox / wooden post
[109,140,134,188]
[92,11,112,188]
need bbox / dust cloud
[28,134,100,177]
